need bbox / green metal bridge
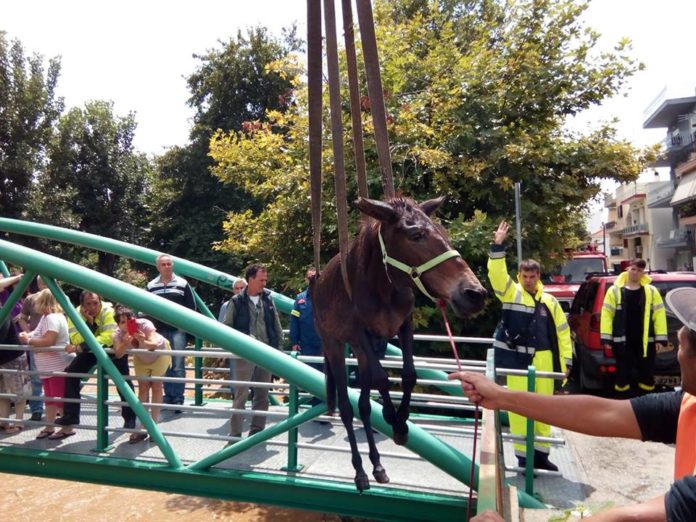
[0,218,544,520]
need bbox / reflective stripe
[638,382,655,391]
[503,278,513,294]
[603,302,615,313]
[493,340,535,355]
[615,383,631,392]
[557,322,569,332]
[494,288,506,297]
[513,290,523,305]
[502,302,536,314]
[489,251,505,259]
[653,303,665,311]
[612,335,626,343]
[290,310,300,317]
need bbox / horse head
[356,196,487,317]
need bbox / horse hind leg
[355,353,389,485]
[325,343,370,492]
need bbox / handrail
[0,240,485,497]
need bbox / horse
[311,195,487,492]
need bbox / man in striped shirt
[145,254,197,413]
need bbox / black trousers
[614,342,656,394]
[62,351,135,423]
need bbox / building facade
[643,92,696,271]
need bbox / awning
[671,172,696,206]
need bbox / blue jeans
[160,329,187,405]
[27,351,43,414]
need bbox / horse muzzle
[449,284,487,317]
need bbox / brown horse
[311,196,486,491]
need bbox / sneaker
[30,412,43,422]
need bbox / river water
[3,472,343,521]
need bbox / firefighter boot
[533,450,559,472]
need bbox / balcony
[647,182,675,208]
[657,228,693,249]
[621,223,649,237]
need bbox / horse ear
[355,197,399,223]
[419,196,445,216]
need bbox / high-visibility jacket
[600,272,667,357]
[67,303,118,349]
[488,245,572,371]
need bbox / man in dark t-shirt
[452,286,696,522]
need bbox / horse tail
[325,356,337,413]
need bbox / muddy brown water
[2,472,344,521]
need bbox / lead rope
[438,300,479,521]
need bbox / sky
[4,0,696,227]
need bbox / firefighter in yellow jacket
[488,221,572,471]
[56,291,136,431]
[601,258,667,397]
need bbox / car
[544,252,608,314]
[567,271,696,393]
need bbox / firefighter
[600,258,667,397]
[488,220,572,471]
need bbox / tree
[0,32,63,218]
[28,100,151,275]
[209,0,653,338]
[147,26,302,304]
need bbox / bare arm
[135,329,161,350]
[111,333,131,358]
[0,273,23,290]
[23,329,59,348]
[450,371,642,439]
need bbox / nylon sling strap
[341,0,369,201]
[307,0,323,274]
[377,227,460,302]
[324,0,352,298]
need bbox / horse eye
[407,229,424,241]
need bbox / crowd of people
[0,255,324,446]
[0,232,694,518]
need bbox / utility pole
[515,182,522,265]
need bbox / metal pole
[525,365,536,496]
[282,351,303,472]
[515,182,522,265]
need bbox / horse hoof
[392,425,409,446]
[355,474,371,492]
[373,466,390,484]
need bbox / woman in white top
[18,289,75,439]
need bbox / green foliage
[0,32,63,218]
[209,0,650,342]
[148,27,301,305]
[27,100,151,275]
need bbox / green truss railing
[0,223,544,517]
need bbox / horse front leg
[393,316,415,445]
[355,347,389,485]
[325,341,369,492]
